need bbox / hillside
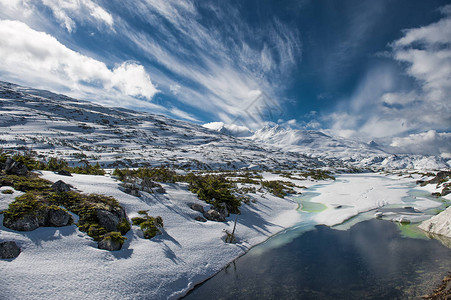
[0,81,448,170]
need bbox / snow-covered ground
[1,171,448,299]
[0,171,301,300]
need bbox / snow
[0,81,449,171]
[0,171,300,299]
[419,206,451,238]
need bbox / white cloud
[327,6,451,156]
[169,107,199,122]
[390,130,451,156]
[116,0,301,128]
[0,0,114,32]
[41,0,114,32]
[0,20,158,101]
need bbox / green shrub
[103,231,127,245]
[113,167,177,183]
[187,174,241,214]
[0,174,52,192]
[131,212,163,239]
[117,218,131,235]
[1,189,14,194]
[3,192,45,219]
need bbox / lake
[184,219,451,299]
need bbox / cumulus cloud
[327,5,451,155]
[0,20,157,100]
[390,130,451,156]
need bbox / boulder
[47,207,72,227]
[51,180,71,193]
[203,209,226,222]
[3,214,39,231]
[4,158,28,175]
[194,216,207,222]
[217,203,229,218]
[98,237,122,251]
[153,186,166,194]
[189,203,204,213]
[56,170,72,176]
[0,241,21,259]
[97,209,120,232]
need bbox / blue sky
[0,0,450,155]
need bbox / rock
[189,203,204,213]
[153,186,166,193]
[0,241,21,259]
[217,203,229,218]
[203,209,226,222]
[46,207,72,227]
[51,180,71,192]
[374,212,383,219]
[3,214,39,231]
[4,158,28,175]
[394,216,410,224]
[97,209,120,232]
[194,216,207,222]
[98,237,122,251]
[56,170,72,176]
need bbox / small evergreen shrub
[1,189,14,194]
[131,211,163,239]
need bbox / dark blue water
[184,219,451,299]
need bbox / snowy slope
[250,124,450,170]
[0,81,448,170]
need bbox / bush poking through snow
[0,170,130,248]
[132,211,164,239]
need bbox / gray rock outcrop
[98,237,122,251]
[4,158,28,175]
[194,216,207,222]
[56,170,72,176]
[203,209,226,222]
[47,207,72,227]
[51,180,71,192]
[189,203,204,213]
[97,209,120,232]
[0,241,21,259]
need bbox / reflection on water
[184,220,451,299]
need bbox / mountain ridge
[0,81,449,170]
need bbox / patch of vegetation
[185,174,241,214]
[0,151,105,175]
[261,180,295,198]
[102,231,127,245]
[131,211,164,239]
[1,189,14,194]
[0,174,53,192]
[113,167,178,183]
[3,192,45,220]
[301,169,335,181]
[1,171,129,243]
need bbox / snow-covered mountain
[0,81,449,170]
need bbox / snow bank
[419,206,451,238]
[0,171,300,300]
